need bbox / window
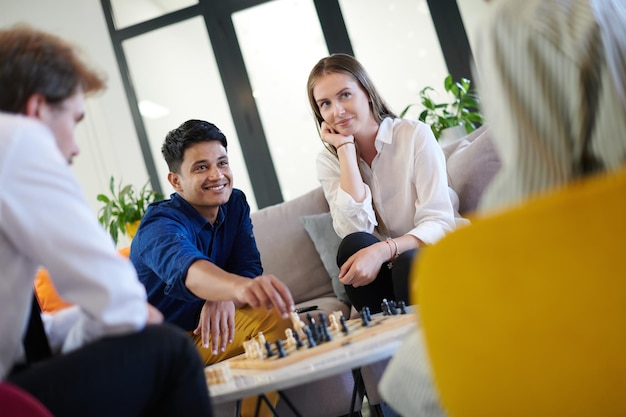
[122,16,256,206]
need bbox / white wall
[1,0,149,219]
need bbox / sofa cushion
[443,126,501,216]
[300,212,350,306]
[250,188,337,306]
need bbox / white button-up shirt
[317,117,464,245]
[0,113,147,380]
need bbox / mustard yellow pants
[191,306,291,417]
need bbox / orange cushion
[34,247,131,313]
[118,246,131,258]
[34,268,73,313]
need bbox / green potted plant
[97,176,164,244]
[401,74,484,141]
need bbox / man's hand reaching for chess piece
[235,274,294,315]
[193,275,294,355]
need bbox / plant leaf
[443,74,454,91]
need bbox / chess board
[227,311,416,370]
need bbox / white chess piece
[285,328,296,348]
[290,311,306,336]
[243,339,262,359]
[329,314,339,332]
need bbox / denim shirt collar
[169,193,225,231]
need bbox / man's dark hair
[0,24,106,113]
[162,119,228,173]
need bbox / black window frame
[101,0,472,208]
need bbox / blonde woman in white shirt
[306,53,462,313]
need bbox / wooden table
[205,311,417,416]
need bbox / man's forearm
[185,259,248,303]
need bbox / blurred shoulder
[0,113,54,144]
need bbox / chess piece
[243,339,251,358]
[329,314,339,332]
[303,326,316,348]
[332,310,344,319]
[331,311,344,329]
[285,328,297,348]
[243,339,261,359]
[390,300,399,315]
[293,330,304,349]
[321,324,333,342]
[264,340,274,357]
[309,317,320,342]
[380,298,391,316]
[398,300,407,315]
[360,308,370,327]
[340,315,349,334]
[318,312,328,327]
[275,340,287,358]
[257,331,266,345]
[290,311,306,335]
[363,306,372,321]
[254,343,263,359]
[316,322,327,343]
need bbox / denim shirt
[130,189,262,330]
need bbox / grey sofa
[213,126,501,416]
[250,186,349,319]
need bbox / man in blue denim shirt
[130,119,294,366]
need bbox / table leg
[349,368,365,416]
[277,391,303,417]
[254,394,281,417]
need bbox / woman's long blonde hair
[306,53,397,156]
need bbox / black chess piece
[340,316,349,334]
[303,326,316,348]
[398,300,407,315]
[317,313,330,342]
[264,340,274,357]
[309,317,320,342]
[389,300,399,315]
[293,331,304,349]
[315,322,325,343]
[360,308,370,326]
[321,324,332,342]
[363,306,372,321]
[381,299,393,316]
[275,340,287,358]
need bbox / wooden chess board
[228,312,416,370]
